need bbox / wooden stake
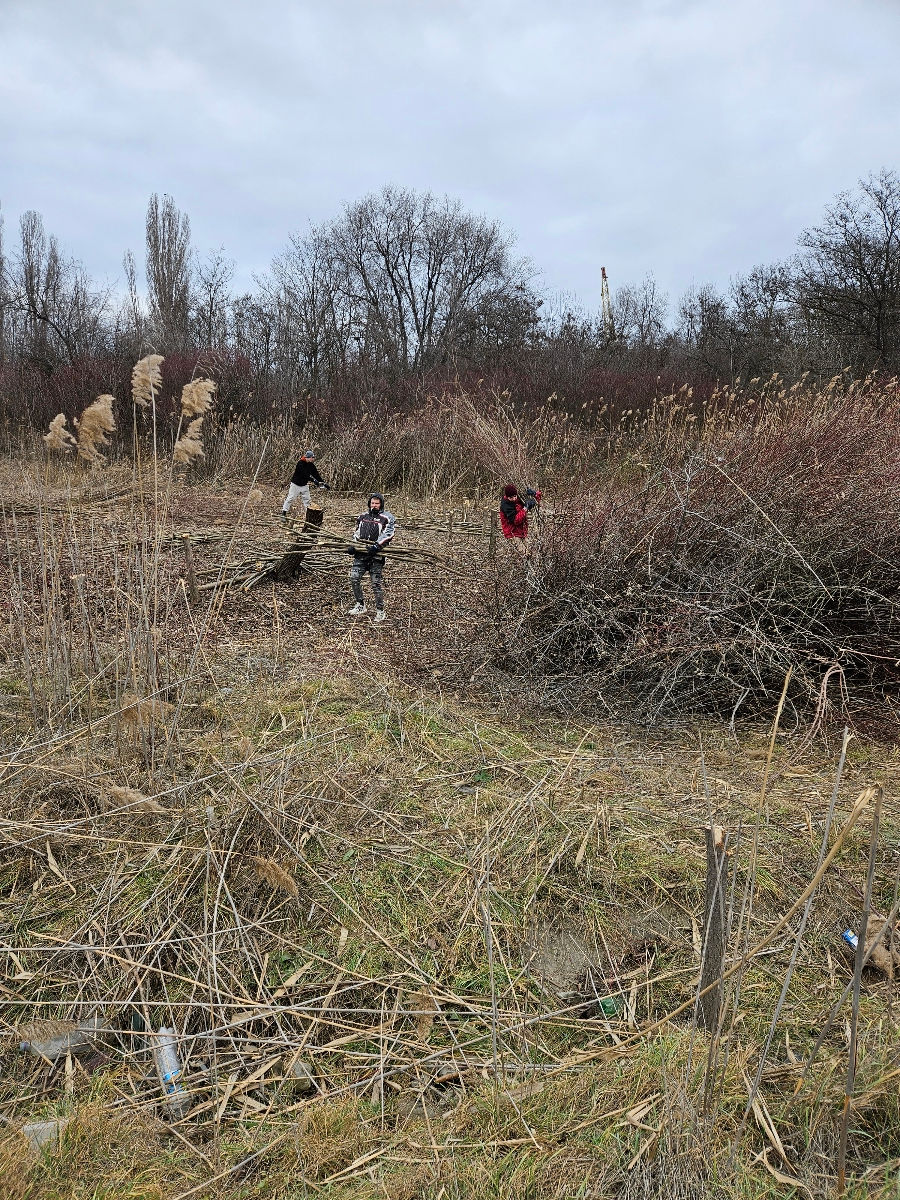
[838,788,884,1196]
[182,535,200,606]
[699,824,728,1033]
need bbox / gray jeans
[350,554,385,608]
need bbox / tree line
[0,170,898,428]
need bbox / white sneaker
[348,603,366,616]
[374,608,386,623]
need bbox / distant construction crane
[600,266,615,342]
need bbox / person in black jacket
[347,493,396,623]
[281,450,330,521]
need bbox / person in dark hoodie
[347,493,396,622]
[499,484,540,543]
[281,449,330,521]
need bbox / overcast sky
[2,0,898,316]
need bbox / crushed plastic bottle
[21,1119,67,1153]
[19,1016,101,1062]
[152,1027,190,1116]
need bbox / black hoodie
[353,494,396,551]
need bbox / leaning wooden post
[182,535,200,606]
[699,824,729,1032]
[488,510,497,561]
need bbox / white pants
[282,483,311,513]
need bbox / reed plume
[173,417,205,466]
[120,691,173,735]
[132,355,164,408]
[75,395,116,465]
[17,1019,79,1044]
[252,856,299,897]
[43,413,77,454]
[180,378,216,417]
[107,785,168,814]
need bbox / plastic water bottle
[842,929,859,951]
[152,1027,190,1115]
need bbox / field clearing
[1,462,900,1199]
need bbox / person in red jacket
[499,484,540,541]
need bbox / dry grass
[1,396,900,1197]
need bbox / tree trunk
[274,507,324,582]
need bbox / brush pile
[195,522,447,592]
[500,385,900,723]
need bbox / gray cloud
[2,0,898,314]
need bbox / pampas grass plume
[75,395,116,465]
[253,856,299,897]
[132,355,164,408]
[173,417,205,466]
[180,378,216,417]
[43,413,77,454]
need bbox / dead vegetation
[1,380,900,1197]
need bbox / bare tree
[795,170,900,372]
[145,194,193,351]
[266,186,536,391]
[728,263,794,380]
[193,247,234,348]
[676,284,734,378]
[3,211,109,370]
[264,227,353,394]
[614,274,668,356]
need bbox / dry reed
[43,413,77,454]
[131,354,165,408]
[252,856,300,897]
[75,394,116,465]
[180,378,216,418]
[173,417,206,466]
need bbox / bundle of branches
[196,528,442,593]
[499,392,900,723]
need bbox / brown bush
[491,377,900,724]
